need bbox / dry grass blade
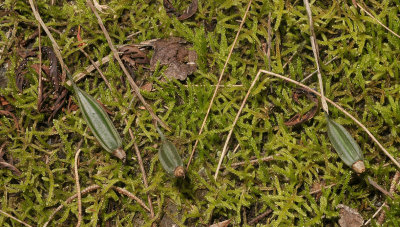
[266,12,272,71]
[230,155,277,168]
[125,119,155,218]
[367,176,394,199]
[74,148,82,227]
[214,69,262,179]
[79,48,111,89]
[0,210,32,227]
[86,0,168,130]
[356,3,400,39]
[303,0,328,114]
[187,0,253,170]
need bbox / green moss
[0,0,400,226]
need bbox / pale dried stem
[0,210,32,227]
[214,69,262,179]
[187,0,253,170]
[230,155,276,167]
[74,148,82,227]
[357,3,400,39]
[214,69,400,180]
[37,24,43,110]
[300,56,338,83]
[86,0,168,130]
[126,119,155,218]
[111,186,150,212]
[72,55,111,83]
[303,0,329,114]
[28,0,68,77]
[267,12,272,71]
[79,48,112,89]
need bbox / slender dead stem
[248,209,272,225]
[111,186,150,212]
[86,0,168,130]
[72,55,111,83]
[74,148,82,227]
[214,70,262,179]
[79,48,112,89]
[187,0,253,170]
[230,155,277,168]
[28,0,68,78]
[357,3,400,39]
[300,56,338,83]
[125,119,155,218]
[267,12,272,71]
[37,24,43,110]
[303,0,329,114]
[0,210,32,227]
[43,185,101,227]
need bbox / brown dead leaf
[337,204,364,227]
[209,219,230,227]
[284,87,319,126]
[163,0,198,20]
[150,37,197,80]
[141,82,153,92]
[119,45,149,66]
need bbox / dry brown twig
[356,2,400,39]
[125,119,155,219]
[187,0,253,170]
[78,48,111,89]
[0,210,32,227]
[86,0,168,130]
[303,0,329,114]
[28,0,68,77]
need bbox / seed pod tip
[112,148,126,160]
[352,160,366,174]
[174,166,185,178]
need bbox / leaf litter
[150,37,197,81]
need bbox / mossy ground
[1,0,400,226]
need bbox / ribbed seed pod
[156,126,184,177]
[68,73,125,160]
[325,113,365,173]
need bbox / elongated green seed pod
[68,73,125,160]
[325,113,365,173]
[156,126,184,177]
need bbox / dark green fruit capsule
[68,73,125,160]
[156,126,184,177]
[326,113,365,173]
